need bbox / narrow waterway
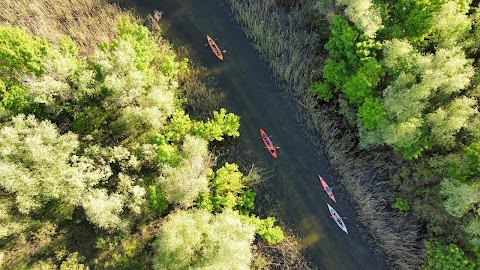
[122,0,389,269]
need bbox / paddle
[329,216,347,220]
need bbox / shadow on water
[115,0,389,269]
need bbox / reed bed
[0,0,130,55]
[225,0,425,268]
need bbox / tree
[382,39,423,77]
[0,114,110,214]
[427,96,477,149]
[324,16,361,71]
[158,135,210,207]
[0,25,53,115]
[343,57,382,106]
[153,209,255,270]
[440,179,480,218]
[27,37,80,114]
[335,0,383,38]
[384,0,434,41]
[102,16,158,86]
[321,59,349,90]
[424,239,476,270]
[465,141,480,175]
[241,215,285,245]
[82,189,125,231]
[0,25,50,78]
[308,81,332,102]
[422,47,474,96]
[429,1,471,49]
[357,97,386,130]
[209,163,246,212]
[383,117,430,159]
[193,108,240,141]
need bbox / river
[120,0,389,269]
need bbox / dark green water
[123,0,389,269]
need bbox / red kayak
[319,175,336,202]
[206,35,223,60]
[260,129,277,158]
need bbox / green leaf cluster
[241,215,285,245]
[147,185,168,215]
[424,240,476,270]
[391,198,410,213]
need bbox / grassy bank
[0,0,127,55]
[225,0,424,268]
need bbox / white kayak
[327,203,348,234]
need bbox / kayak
[206,35,223,60]
[319,175,336,203]
[327,203,348,234]
[260,128,277,158]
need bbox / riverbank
[224,0,424,268]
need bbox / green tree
[440,179,480,218]
[335,0,383,38]
[391,198,410,212]
[153,209,255,270]
[321,59,349,90]
[209,163,246,211]
[427,96,477,149]
[424,240,476,270]
[193,108,240,141]
[343,57,382,106]
[385,0,435,41]
[308,81,332,102]
[241,215,285,245]
[147,185,168,214]
[0,25,50,78]
[0,114,110,214]
[430,1,471,49]
[82,189,125,230]
[0,25,53,115]
[158,135,210,207]
[465,141,480,175]
[324,16,361,71]
[357,97,386,130]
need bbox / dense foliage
[0,11,284,269]
[307,0,480,267]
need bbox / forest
[309,0,480,268]
[0,0,308,269]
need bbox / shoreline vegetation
[225,0,424,268]
[0,0,311,269]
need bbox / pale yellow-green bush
[153,209,255,270]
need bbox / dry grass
[252,230,313,270]
[226,0,426,268]
[226,0,324,96]
[0,0,130,55]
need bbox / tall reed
[225,0,425,268]
[0,0,129,55]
